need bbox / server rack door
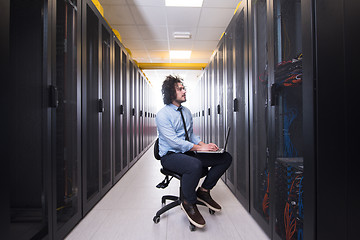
[207,69,212,143]
[101,23,112,192]
[200,76,205,140]
[224,23,236,191]
[218,42,227,183]
[2,0,10,237]
[218,42,226,152]
[202,73,207,143]
[128,61,134,161]
[146,84,151,145]
[210,61,216,143]
[114,41,124,180]
[213,53,219,145]
[53,0,82,238]
[143,78,149,146]
[140,76,144,152]
[82,2,101,214]
[193,80,201,137]
[270,0,304,239]
[136,72,140,156]
[144,83,148,147]
[138,76,142,152]
[233,2,250,210]
[207,64,213,143]
[9,0,49,239]
[132,68,137,159]
[130,64,137,162]
[249,0,271,234]
[122,51,129,170]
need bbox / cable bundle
[284,174,303,240]
[275,54,303,87]
[275,159,304,240]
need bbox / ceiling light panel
[169,50,192,59]
[165,0,203,7]
[173,32,191,39]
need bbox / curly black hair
[161,75,184,105]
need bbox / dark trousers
[161,152,232,204]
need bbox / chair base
[153,193,215,231]
[153,167,215,231]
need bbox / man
[155,75,232,228]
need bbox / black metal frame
[81,0,115,215]
[1,0,10,237]
[50,0,83,239]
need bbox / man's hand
[191,142,219,151]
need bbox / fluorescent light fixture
[170,50,192,59]
[165,0,203,7]
[173,32,191,39]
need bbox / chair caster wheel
[153,216,160,224]
[209,209,215,215]
[189,222,196,231]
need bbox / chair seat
[160,167,209,180]
[160,168,181,180]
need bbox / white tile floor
[65,145,269,240]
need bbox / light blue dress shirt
[156,104,201,157]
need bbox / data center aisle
[65,145,269,240]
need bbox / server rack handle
[49,85,59,108]
[98,99,104,112]
[217,104,221,114]
[270,83,279,106]
[119,105,124,114]
[233,98,239,112]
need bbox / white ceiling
[98,0,239,105]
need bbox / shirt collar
[168,103,181,111]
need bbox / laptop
[195,127,231,154]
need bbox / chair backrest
[154,138,161,160]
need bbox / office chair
[152,139,215,231]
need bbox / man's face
[173,82,186,105]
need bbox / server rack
[81,0,114,214]
[113,34,132,183]
[8,1,51,239]
[191,0,359,239]
[122,50,130,171]
[249,0,271,235]
[1,0,10,236]
[224,19,236,192]
[100,21,113,192]
[144,80,148,147]
[113,38,124,182]
[218,42,226,157]
[52,0,82,238]
[128,61,134,162]
[135,68,140,156]
[139,75,144,154]
[212,52,219,145]
[131,65,137,163]
[233,2,250,210]
[6,0,157,239]
[200,76,205,140]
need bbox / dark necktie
[177,106,189,141]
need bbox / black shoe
[196,188,221,212]
[181,201,206,228]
